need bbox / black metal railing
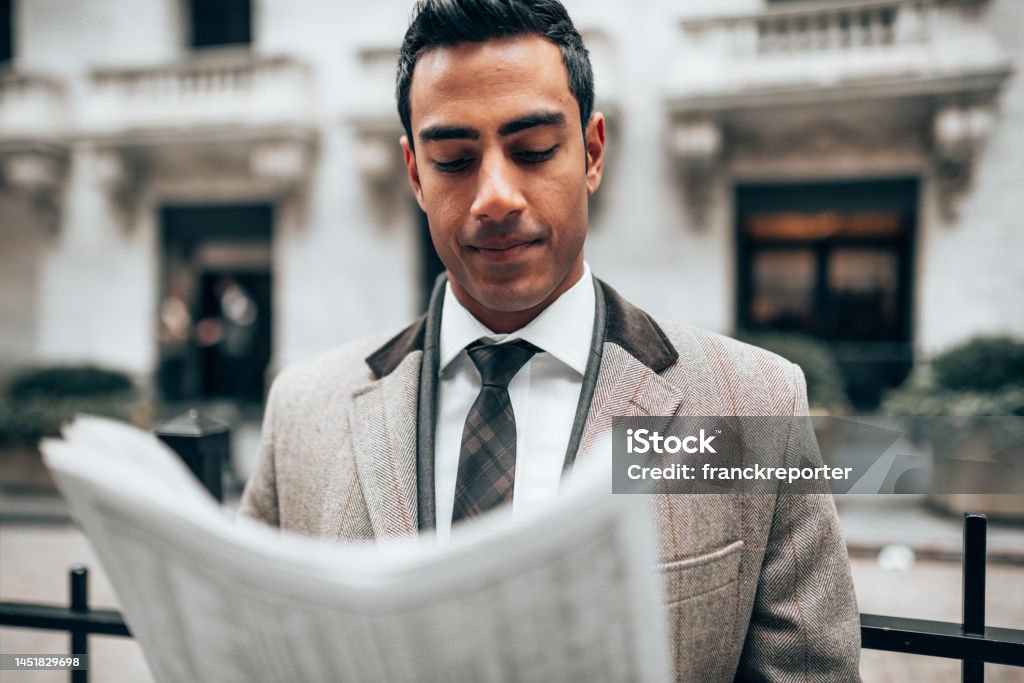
[0,411,227,683]
[1,416,1022,682]
[860,513,1024,679]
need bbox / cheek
[422,199,459,245]
[529,169,588,237]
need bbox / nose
[470,152,526,223]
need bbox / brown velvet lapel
[598,280,679,374]
[365,314,427,380]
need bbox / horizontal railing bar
[0,601,131,637]
[861,613,1024,666]
[4,602,1023,667]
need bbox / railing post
[962,513,987,683]
[69,566,89,683]
[155,410,230,501]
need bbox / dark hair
[396,0,594,146]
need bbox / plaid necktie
[451,338,540,524]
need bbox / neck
[451,260,585,334]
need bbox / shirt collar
[438,261,595,376]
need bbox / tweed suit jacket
[240,276,862,682]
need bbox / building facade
[1,0,1020,407]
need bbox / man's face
[401,35,605,331]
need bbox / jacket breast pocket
[658,540,745,681]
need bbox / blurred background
[0,0,1022,680]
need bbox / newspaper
[41,416,670,683]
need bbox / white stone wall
[31,147,157,373]
[0,194,43,371]
[916,0,1024,356]
[576,0,742,333]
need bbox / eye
[515,145,558,164]
[433,157,473,173]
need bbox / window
[736,179,917,407]
[1,0,13,64]
[188,0,251,49]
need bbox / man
[240,0,862,680]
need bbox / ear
[400,135,426,210]
[584,112,606,196]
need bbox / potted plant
[881,337,1024,520]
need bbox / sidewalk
[837,494,1024,564]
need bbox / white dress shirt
[434,262,596,543]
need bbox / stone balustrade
[0,73,67,140]
[83,53,312,136]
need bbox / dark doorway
[736,179,917,408]
[158,204,272,405]
[418,208,446,311]
[188,0,251,49]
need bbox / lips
[468,239,540,263]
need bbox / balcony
[82,52,314,143]
[77,53,318,208]
[0,73,67,146]
[666,0,1014,221]
[668,0,1012,110]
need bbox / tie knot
[466,339,540,389]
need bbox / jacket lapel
[576,281,687,461]
[349,357,421,540]
[349,313,430,540]
[351,275,447,538]
[577,346,688,462]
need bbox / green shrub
[736,332,850,413]
[0,396,142,448]
[883,337,1024,416]
[931,337,1024,392]
[1,365,150,449]
[882,383,1024,418]
[10,365,134,400]
[881,337,1024,450]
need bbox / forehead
[408,34,578,133]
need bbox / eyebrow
[498,111,566,136]
[418,111,567,144]
[418,125,479,144]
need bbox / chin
[473,277,553,313]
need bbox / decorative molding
[355,131,403,187]
[730,117,928,161]
[88,131,318,229]
[344,114,410,227]
[932,104,995,219]
[670,118,722,228]
[0,147,68,233]
[249,139,315,190]
[93,148,148,223]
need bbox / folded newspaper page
[41,416,670,683]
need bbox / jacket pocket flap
[658,539,744,604]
